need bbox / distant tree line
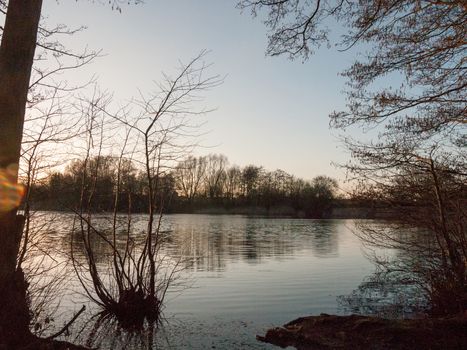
[29,154,339,218]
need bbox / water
[28,213,384,349]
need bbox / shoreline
[27,206,392,220]
[257,313,467,349]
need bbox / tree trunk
[0,0,43,347]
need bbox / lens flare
[0,165,24,212]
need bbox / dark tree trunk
[0,0,43,348]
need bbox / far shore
[28,205,394,220]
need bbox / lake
[29,213,385,349]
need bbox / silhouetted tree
[35,154,340,217]
[308,176,338,218]
[0,2,153,347]
[0,2,43,348]
[224,165,242,202]
[242,165,262,202]
[241,0,466,314]
[72,52,221,329]
[173,155,207,205]
[204,154,228,200]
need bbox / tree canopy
[239,0,466,315]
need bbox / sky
[42,0,360,184]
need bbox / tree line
[30,153,339,218]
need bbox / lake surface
[30,213,384,349]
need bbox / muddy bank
[15,337,90,350]
[257,314,467,349]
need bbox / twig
[46,305,86,340]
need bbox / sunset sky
[44,0,362,184]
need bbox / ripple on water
[32,214,386,349]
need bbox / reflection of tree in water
[49,213,343,272]
[68,313,167,350]
[308,221,339,258]
[243,222,258,261]
[17,212,72,338]
[338,270,426,319]
[69,311,263,350]
[339,223,430,318]
[59,214,149,266]
[163,216,341,272]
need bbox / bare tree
[347,140,466,314]
[224,165,242,201]
[242,165,262,199]
[173,155,208,204]
[0,1,113,346]
[240,0,466,314]
[204,154,228,199]
[71,52,221,328]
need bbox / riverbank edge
[257,313,467,350]
[28,206,392,219]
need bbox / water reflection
[338,221,429,318]
[32,214,379,349]
[308,222,339,258]
[49,214,342,272]
[162,215,341,272]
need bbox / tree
[242,165,262,200]
[0,1,43,348]
[174,155,207,205]
[308,175,338,218]
[0,1,138,347]
[239,0,466,314]
[349,142,466,314]
[204,154,228,199]
[224,165,242,201]
[70,52,221,330]
[237,0,465,151]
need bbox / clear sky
[43,0,358,183]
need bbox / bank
[257,313,467,349]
